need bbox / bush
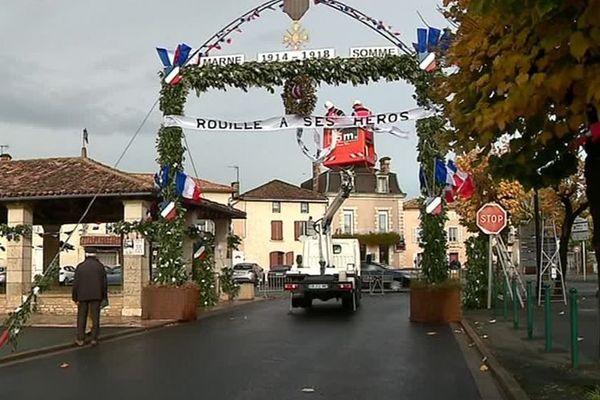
[219,267,240,301]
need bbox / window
[376,176,389,193]
[378,211,389,233]
[300,202,309,213]
[272,201,281,213]
[333,244,342,254]
[271,221,283,241]
[448,227,459,242]
[294,221,307,241]
[413,228,422,244]
[342,210,354,234]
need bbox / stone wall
[35,293,123,316]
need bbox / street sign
[476,202,508,235]
[572,217,590,241]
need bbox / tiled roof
[241,180,327,202]
[403,198,457,210]
[0,157,235,201]
[132,174,234,193]
[80,235,122,247]
[0,157,154,200]
[403,198,422,210]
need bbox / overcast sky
[0,0,446,197]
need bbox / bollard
[503,280,509,320]
[569,288,579,368]
[527,281,534,339]
[493,276,500,317]
[512,277,519,329]
[544,284,552,352]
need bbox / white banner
[163,108,435,132]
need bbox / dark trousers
[77,300,101,341]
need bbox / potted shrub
[410,118,463,324]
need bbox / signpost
[477,203,508,309]
[572,217,590,280]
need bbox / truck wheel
[291,297,304,308]
[304,298,313,308]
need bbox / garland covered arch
[185,0,413,64]
[155,1,439,285]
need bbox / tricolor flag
[156,43,199,85]
[435,159,455,186]
[0,329,9,349]
[425,196,442,215]
[193,245,206,260]
[175,172,201,202]
[159,201,177,221]
[447,160,475,200]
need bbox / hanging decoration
[413,27,453,72]
[282,74,317,116]
[163,108,434,132]
[191,232,218,308]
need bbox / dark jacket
[72,256,108,302]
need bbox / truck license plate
[308,284,328,289]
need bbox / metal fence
[256,275,288,298]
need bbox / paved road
[0,295,482,400]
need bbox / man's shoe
[90,340,98,346]
[75,340,84,346]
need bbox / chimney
[231,181,240,199]
[379,157,391,174]
[81,146,88,158]
[0,153,12,162]
[312,162,321,192]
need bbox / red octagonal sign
[476,202,507,235]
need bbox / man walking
[72,249,107,346]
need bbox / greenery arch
[156,52,446,286]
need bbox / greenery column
[416,116,449,284]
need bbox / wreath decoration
[282,74,317,116]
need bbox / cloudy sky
[0,0,446,197]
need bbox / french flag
[447,160,475,200]
[156,43,199,85]
[425,196,442,215]
[194,245,206,260]
[160,201,177,221]
[175,172,201,202]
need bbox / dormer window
[376,176,389,193]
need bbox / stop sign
[476,203,507,235]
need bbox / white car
[59,265,76,285]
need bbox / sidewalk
[465,294,600,400]
[0,298,263,364]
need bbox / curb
[0,298,265,367]
[461,319,530,400]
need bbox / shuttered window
[271,221,283,241]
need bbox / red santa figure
[323,101,345,149]
[351,99,372,118]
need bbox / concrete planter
[410,285,462,323]
[142,285,199,321]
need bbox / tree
[441,0,600,356]
[538,162,588,280]
[454,150,532,232]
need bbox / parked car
[0,266,6,286]
[232,263,263,284]
[59,265,76,285]
[267,265,292,285]
[106,266,122,286]
[360,262,417,291]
